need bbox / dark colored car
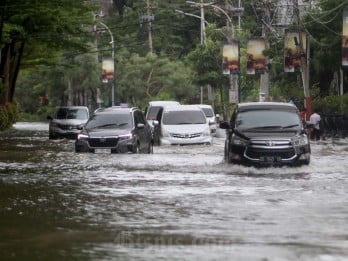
[220,102,311,167]
[75,107,153,154]
[47,106,89,139]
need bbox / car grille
[245,139,296,160]
[171,133,202,139]
[88,137,119,148]
[246,147,296,159]
[58,124,77,130]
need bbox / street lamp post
[98,21,115,106]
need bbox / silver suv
[47,106,89,139]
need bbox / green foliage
[117,53,196,107]
[312,94,348,116]
[0,102,19,131]
[1,0,347,120]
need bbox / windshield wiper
[88,123,119,129]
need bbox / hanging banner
[246,38,266,75]
[342,10,348,66]
[222,42,240,75]
[102,58,114,83]
[284,32,306,72]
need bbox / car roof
[94,107,138,114]
[148,101,180,106]
[237,102,298,112]
[163,104,202,112]
[195,104,214,109]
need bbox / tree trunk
[0,39,25,105]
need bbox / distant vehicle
[145,100,180,145]
[155,105,212,145]
[196,104,218,136]
[75,107,153,154]
[47,106,89,139]
[220,102,311,167]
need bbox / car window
[85,113,133,130]
[236,110,300,129]
[135,111,146,124]
[74,109,88,120]
[163,110,206,125]
[56,108,88,120]
[201,108,214,117]
[146,107,161,120]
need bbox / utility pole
[260,3,271,101]
[98,21,115,106]
[145,0,154,54]
[294,0,311,119]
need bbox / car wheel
[132,143,140,154]
[224,141,229,162]
[49,133,57,139]
[147,141,154,154]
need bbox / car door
[134,110,149,151]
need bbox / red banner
[284,32,306,73]
[342,10,348,66]
[102,58,114,83]
[222,42,240,75]
[246,38,266,75]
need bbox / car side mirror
[47,115,53,120]
[153,120,159,126]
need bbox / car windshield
[85,113,133,130]
[163,110,206,125]
[201,108,214,117]
[236,109,301,129]
[56,108,88,120]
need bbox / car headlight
[162,128,170,137]
[292,134,309,146]
[231,134,248,146]
[203,127,211,136]
[118,133,133,141]
[77,133,88,140]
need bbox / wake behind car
[220,102,311,167]
[75,106,153,153]
[47,106,89,139]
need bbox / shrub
[0,102,19,131]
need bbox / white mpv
[155,105,212,145]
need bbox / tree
[303,0,347,97]
[117,52,196,107]
[0,0,97,106]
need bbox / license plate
[260,156,279,162]
[94,148,111,154]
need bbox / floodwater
[1,122,348,260]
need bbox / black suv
[220,102,311,167]
[75,107,153,153]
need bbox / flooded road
[1,122,348,260]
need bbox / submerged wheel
[132,143,140,154]
[147,142,154,154]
